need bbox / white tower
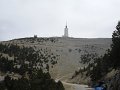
[64,23,68,37]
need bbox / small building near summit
[34,35,37,38]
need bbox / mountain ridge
[0,37,112,83]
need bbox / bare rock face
[108,70,120,90]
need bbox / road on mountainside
[62,82,93,90]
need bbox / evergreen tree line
[0,43,64,90]
[72,21,120,85]
[0,43,58,74]
[0,69,64,90]
[89,21,120,82]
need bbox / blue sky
[0,0,120,41]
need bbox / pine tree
[111,21,120,68]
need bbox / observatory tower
[64,23,69,37]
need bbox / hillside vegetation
[0,35,112,90]
[0,43,64,90]
[70,21,120,90]
[1,37,112,81]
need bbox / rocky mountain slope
[0,37,112,82]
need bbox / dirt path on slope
[62,82,93,90]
